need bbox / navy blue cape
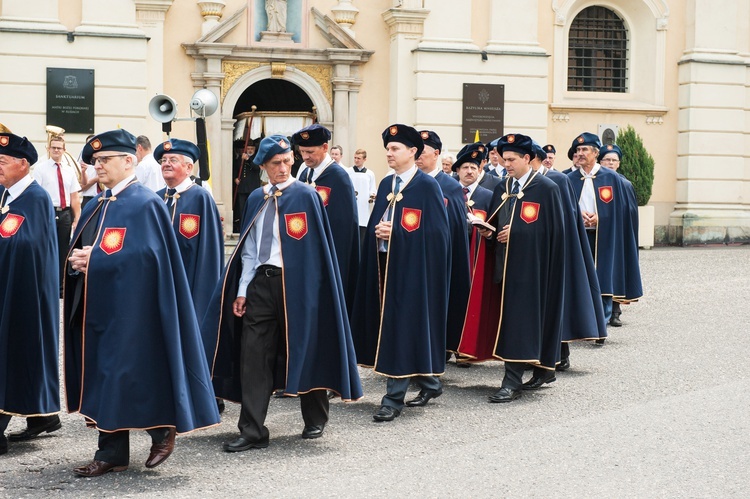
[351,170,451,377]
[156,183,223,323]
[64,182,220,433]
[0,182,60,417]
[202,180,362,401]
[458,172,565,369]
[298,163,360,315]
[618,174,643,302]
[543,168,607,341]
[434,172,471,352]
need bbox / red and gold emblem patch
[421,131,429,140]
[179,214,200,239]
[285,212,308,240]
[606,144,614,151]
[577,136,584,144]
[473,210,487,221]
[0,136,9,147]
[471,151,478,159]
[507,135,515,144]
[599,186,614,203]
[163,141,172,151]
[300,132,310,140]
[0,214,24,238]
[279,139,288,148]
[478,146,485,153]
[520,202,540,224]
[315,186,331,207]
[100,227,126,255]
[401,207,421,232]
[389,126,398,136]
[91,138,102,150]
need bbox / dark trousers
[81,196,95,209]
[382,376,442,412]
[561,342,570,360]
[55,208,73,292]
[239,269,329,444]
[502,362,527,390]
[359,226,367,249]
[94,428,170,466]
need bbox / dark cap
[382,124,424,158]
[253,135,292,165]
[452,142,486,171]
[497,133,533,157]
[0,133,38,164]
[543,144,556,154]
[598,143,622,162]
[81,129,137,164]
[418,130,442,153]
[572,132,602,150]
[532,140,547,161]
[292,124,331,147]
[154,138,201,163]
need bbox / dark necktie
[509,180,520,212]
[462,187,469,202]
[384,177,402,252]
[258,186,278,263]
[166,188,177,217]
[0,190,7,209]
[305,168,315,184]
[56,163,67,209]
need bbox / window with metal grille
[568,6,628,92]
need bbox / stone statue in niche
[265,0,287,32]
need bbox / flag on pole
[474,129,480,143]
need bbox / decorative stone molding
[221,61,262,102]
[382,8,429,38]
[271,61,287,78]
[552,113,570,123]
[220,61,333,105]
[295,64,333,104]
[646,116,664,125]
[198,1,225,20]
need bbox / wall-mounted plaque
[47,68,95,134]
[462,83,504,144]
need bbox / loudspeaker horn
[149,94,178,123]
[189,89,219,118]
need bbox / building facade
[1,0,749,244]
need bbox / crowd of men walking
[0,121,641,476]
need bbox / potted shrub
[616,125,655,248]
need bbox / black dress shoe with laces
[488,387,522,403]
[301,424,325,439]
[405,388,443,407]
[373,406,400,422]
[222,436,269,452]
[522,372,556,390]
[609,314,622,327]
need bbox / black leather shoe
[373,406,400,422]
[595,338,606,345]
[301,424,325,439]
[73,460,128,477]
[222,436,269,452]
[7,415,61,441]
[522,372,556,390]
[556,357,570,372]
[609,314,622,327]
[405,388,443,407]
[488,387,522,403]
[216,399,225,414]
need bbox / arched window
[568,6,628,92]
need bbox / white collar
[110,174,137,196]
[394,165,417,187]
[265,177,295,193]
[425,167,440,178]
[169,177,194,193]
[6,174,34,203]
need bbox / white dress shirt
[296,154,333,183]
[378,165,417,252]
[135,153,166,191]
[2,174,34,206]
[32,158,81,208]
[578,163,600,218]
[348,167,377,228]
[237,178,296,298]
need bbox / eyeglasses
[160,157,184,166]
[93,154,128,165]
[600,158,621,163]
[49,146,65,151]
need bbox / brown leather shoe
[73,460,128,477]
[145,428,176,469]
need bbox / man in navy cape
[65,129,220,477]
[457,134,565,403]
[416,130,470,358]
[599,143,643,327]
[202,135,362,452]
[153,138,223,324]
[0,132,60,456]
[566,133,642,331]
[453,144,494,269]
[351,124,450,422]
[293,124,359,315]
[462,142,501,193]
[531,141,607,372]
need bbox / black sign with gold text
[462,83,504,144]
[46,68,95,134]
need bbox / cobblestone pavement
[2,246,749,498]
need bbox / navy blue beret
[598,143,622,162]
[81,129,136,164]
[0,133,38,165]
[571,132,602,151]
[543,144,556,154]
[292,124,331,147]
[418,130,442,153]
[497,133,533,158]
[253,135,292,165]
[382,124,424,159]
[154,138,200,163]
[532,140,547,161]
[452,149,483,172]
